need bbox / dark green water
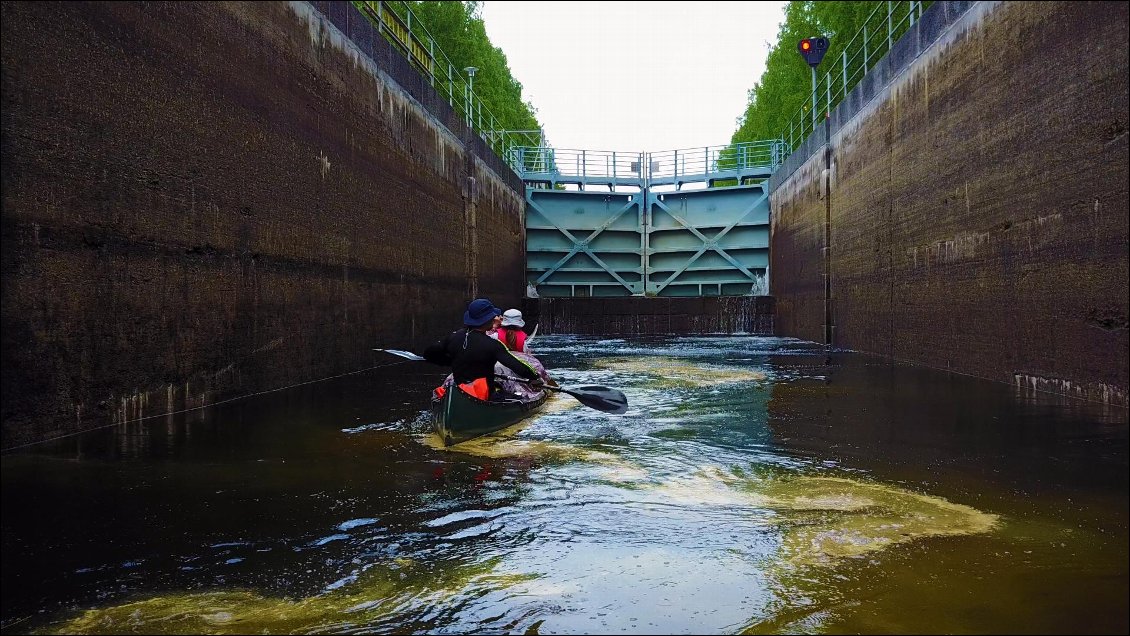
[2,336,1126,634]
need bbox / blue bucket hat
[463,298,502,327]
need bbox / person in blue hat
[423,298,542,399]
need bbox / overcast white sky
[479,1,787,153]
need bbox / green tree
[732,2,821,145]
[404,1,540,133]
[353,1,542,138]
[731,1,924,147]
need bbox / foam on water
[592,356,768,388]
[43,556,538,635]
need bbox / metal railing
[648,140,786,184]
[513,148,646,185]
[492,130,555,172]
[349,1,929,183]
[352,1,538,161]
[503,143,557,175]
[778,0,931,159]
[507,140,785,187]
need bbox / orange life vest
[457,377,490,400]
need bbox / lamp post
[464,66,477,127]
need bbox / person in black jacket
[423,298,542,399]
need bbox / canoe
[431,385,549,446]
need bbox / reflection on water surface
[2,335,1126,634]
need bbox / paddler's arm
[493,341,540,383]
[422,333,454,366]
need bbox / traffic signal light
[797,37,829,67]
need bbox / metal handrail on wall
[493,129,552,171]
[777,0,931,159]
[352,1,541,164]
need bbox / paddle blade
[560,385,629,414]
[374,348,425,361]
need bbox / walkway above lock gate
[506,140,787,191]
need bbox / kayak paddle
[497,375,628,414]
[374,348,425,361]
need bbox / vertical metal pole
[863,23,869,69]
[448,64,453,103]
[887,0,893,51]
[376,1,383,36]
[842,49,848,98]
[825,71,831,120]
[810,66,817,131]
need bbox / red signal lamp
[797,37,829,67]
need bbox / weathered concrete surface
[768,144,828,345]
[770,1,1129,406]
[526,297,775,336]
[1,1,526,447]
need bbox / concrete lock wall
[0,1,528,447]
[769,1,1129,406]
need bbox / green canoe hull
[431,386,548,446]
